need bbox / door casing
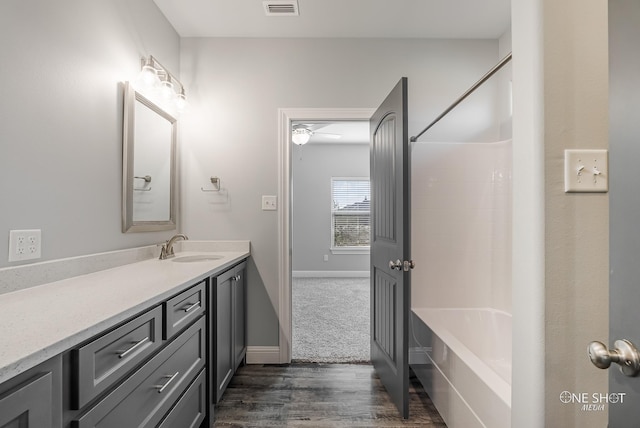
[277,108,375,363]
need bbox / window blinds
[331,178,370,247]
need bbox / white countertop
[0,245,250,384]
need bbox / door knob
[403,260,415,271]
[588,339,640,377]
[389,259,402,270]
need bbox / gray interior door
[608,1,640,425]
[370,77,410,419]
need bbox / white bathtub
[410,307,512,428]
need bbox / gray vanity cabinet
[0,356,62,428]
[211,260,247,404]
[0,253,251,428]
[72,317,205,428]
[65,281,208,428]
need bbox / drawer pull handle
[118,337,150,359]
[154,371,180,393]
[183,301,201,313]
[234,274,241,282]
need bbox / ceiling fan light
[292,128,311,145]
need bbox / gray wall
[292,143,370,274]
[0,1,181,268]
[179,37,502,347]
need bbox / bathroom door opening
[290,119,372,363]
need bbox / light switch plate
[262,195,277,211]
[564,149,609,193]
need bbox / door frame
[277,107,376,363]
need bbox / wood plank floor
[212,363,447,427]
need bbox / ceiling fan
[291,123,342,145]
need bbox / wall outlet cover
[8,229,42,262]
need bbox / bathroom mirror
[122,82,177,232]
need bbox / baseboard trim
[246,346,281,364]
[292,271,370,278]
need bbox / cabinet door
[233,263,247,370]
[0,372,52,428]
[0,357,60,428]
[214,269,234,404]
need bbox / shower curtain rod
[410,52,513,142]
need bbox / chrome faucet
[159,234,188,260]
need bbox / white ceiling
[154,0,511,39]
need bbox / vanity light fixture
[136,60,161,89]
[159,78,175,101]
[292,128,312,145]
[134,55,188,114]
[175,89,188,111]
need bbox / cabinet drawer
[73,316,206,428]
[164,281,205,340]
[158,369,206,428]
[72,306,162,409]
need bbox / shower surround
[410,140,512,428]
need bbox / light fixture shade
[135,64,161,90]
[175,92,188,112]
[292,128,311,145]
[159,79,175,101]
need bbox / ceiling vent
[263,0,299,16]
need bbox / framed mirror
[122,82,177,232]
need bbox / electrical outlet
[564,149,609,193]
[8,229,41,262]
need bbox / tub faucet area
[159,234,189,260]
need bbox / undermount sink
[171,254,225,263]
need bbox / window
[331,178,370,253]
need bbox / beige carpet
[292,277,370,363]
